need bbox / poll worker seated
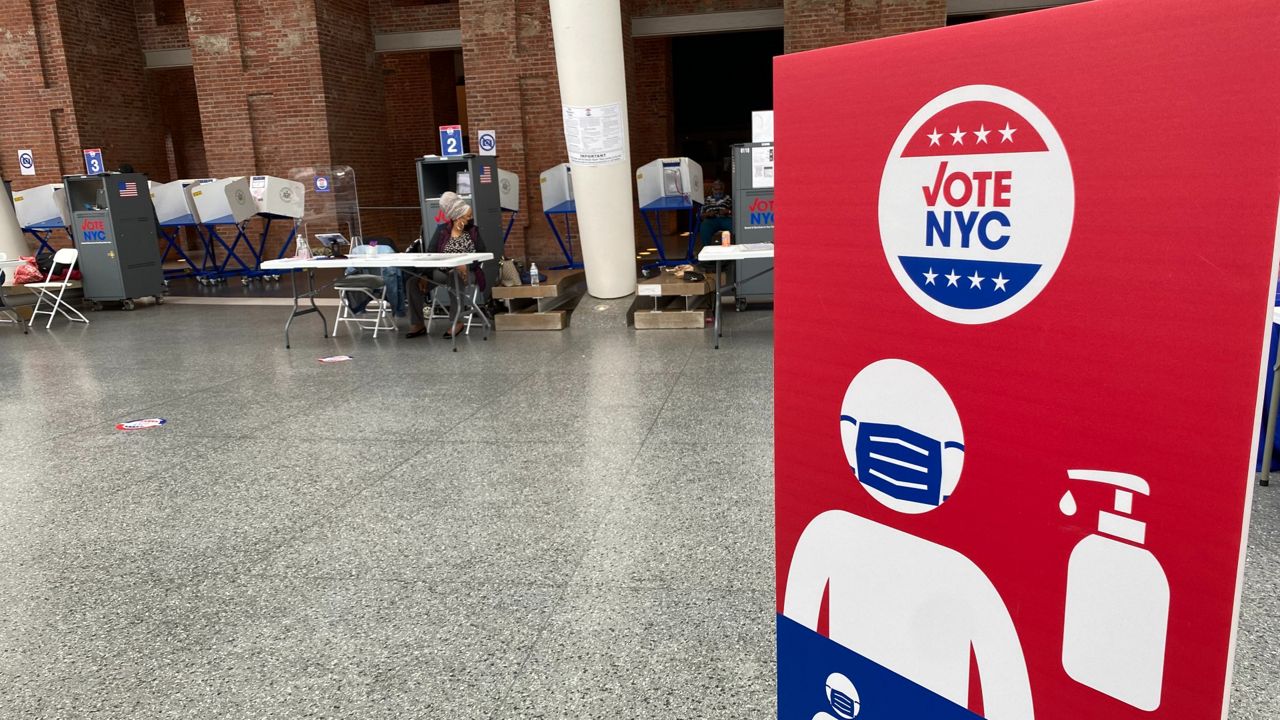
[405,191,485,340]
[698,179,733,250]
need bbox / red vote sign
[773,1,1280,719]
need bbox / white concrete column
[0,186,27,267]
[548,0,636,299]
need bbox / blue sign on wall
[83,148,104,175]
[439,125,463,157]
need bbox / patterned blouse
[442,229,475,254]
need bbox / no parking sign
[775,1,1280,719]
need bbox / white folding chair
[427,285,480,334]
[333,274,395,338]
[28,248,89,329]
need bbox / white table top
[698,243,775,261]
[261,252,494,271]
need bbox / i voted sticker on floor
[318,355,354,363]
[115,418,167,431]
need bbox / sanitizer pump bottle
[1059,469,1169,711]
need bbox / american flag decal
[118,181,138,197]
[479,166,493,184]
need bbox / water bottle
[529,261,539,286]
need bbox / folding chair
[0,254,29,334]
[333,244,397,338]
[27,248,89,329]
[427,284,483,335]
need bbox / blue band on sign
[898,256,1041,310]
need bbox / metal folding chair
[333,274,395,338]
[27,248,88,329]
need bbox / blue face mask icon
[829,687,859,719]
[840,416,964,507]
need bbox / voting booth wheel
[121,299,136,311]
[736,297,749,312]
[154,295,165,305]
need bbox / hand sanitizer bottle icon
[1059,469,1169,711]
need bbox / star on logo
[927,128,942,146]
[973,125,990,144]
[945,270,960,287]
[992,272,1010,292]
[950,127,966,145]
[923,267,938,285]
[999,122,1017,143]
[968,271,985,289]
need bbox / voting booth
[190,177,255,226]
[539,163,582,269]
[248,176,305,220]
[416,154,501,287]
[63,173,163,308]
[12,183,70,254]
[152,179,204,226]
[498,168,519,246]
[730,142,775,305]
[636,157,704,267]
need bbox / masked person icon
[814,673,861,720]
[784,359,1035,718]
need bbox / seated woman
[698,179,733,249]
[405,191,484,339]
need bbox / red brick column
[457,0,566,264]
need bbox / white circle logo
[316,176,330,192]
[878,85,1074,324]
[839,359,964,514]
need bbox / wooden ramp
[492,269,585,330]
[630,272,714,330]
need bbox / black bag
[35,252,55,274]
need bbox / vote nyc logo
[879,85,1074,324]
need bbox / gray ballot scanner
[63,173,164,307]
[730,142,775,304]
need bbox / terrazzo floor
[0,301,1274,718]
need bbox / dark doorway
[671,29,783,184]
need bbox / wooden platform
[630,271,714,330]
[491,268,585,331]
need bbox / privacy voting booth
[245,175,306,279]
[539,163,582,270]
[63,173,163,308]
[417,154,501,287]
[498,168,519,247]
[12,183,70,254]
[635,157,703,267]
[188,176,257,284]
[774,2,1280,719]
[151,178,208,281]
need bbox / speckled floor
[0,302,1274,718]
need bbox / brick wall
[369,0,459,34]
[147,67,208,179]
[456,0,567,264]
[135,0,191,51]
[0,0,76,195]
[784,0,946,54]
[57,0,168,180]
[631,0,781,17]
